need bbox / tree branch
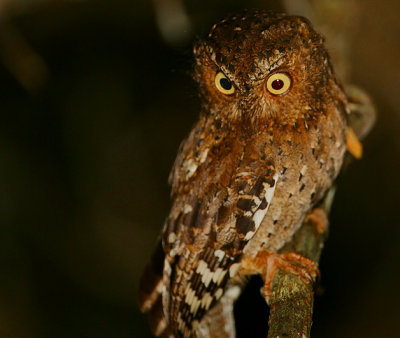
[267,197,332,338]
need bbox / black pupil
[271,79,284,90]
[220,77,232,90]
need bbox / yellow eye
[266,72,292,96]
[215,72,235,95]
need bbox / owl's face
[194,10,345,127]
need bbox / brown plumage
[139,9,349,337]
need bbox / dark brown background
[1,0,399,337]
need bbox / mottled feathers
[139,9,348,337]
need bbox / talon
[255,252,319,303]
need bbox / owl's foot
[254,252,319,303]
[305,207,329,234]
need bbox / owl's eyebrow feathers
[205,42,289,89]
[208,57,239,89]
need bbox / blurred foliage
[0,0,399,337]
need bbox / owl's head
[194,9,347,127]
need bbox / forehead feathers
[195,9,327,88]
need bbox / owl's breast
[243,109,347,257]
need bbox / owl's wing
[163,167,279,335]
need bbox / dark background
[1,0,399,337]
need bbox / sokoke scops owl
[139,9,354,337]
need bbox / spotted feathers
[139,8,348,337]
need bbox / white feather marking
[245,174,279,241]
[201,292,214,310]
[140,278,164,312]
[252,196,261,206]
[198,260,220,288]
[202,270,213,288]
[183,204,193,214]
[236,171,252,177]
[215,288,224,300]
[199,148,209,163]
[185,287,196,305]
[253,209,266,228]
[244,231,255,240]
[169,242,183,258]
[178,317,185,332]
[225,285,241,299]
[212,268,227,285]
[194,298,202,314]
[167,232,176,244]
[164,258,171,275]
[214,250,225,262]
[185,159,198,179]
[190,295,201,313]
[229,263,240,277]
[196,260,208,275]
[265,173,279,202]
[184,282,194,298]
[154,317,168,336]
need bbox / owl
[139,9,350,337]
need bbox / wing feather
[164,168,278,335]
